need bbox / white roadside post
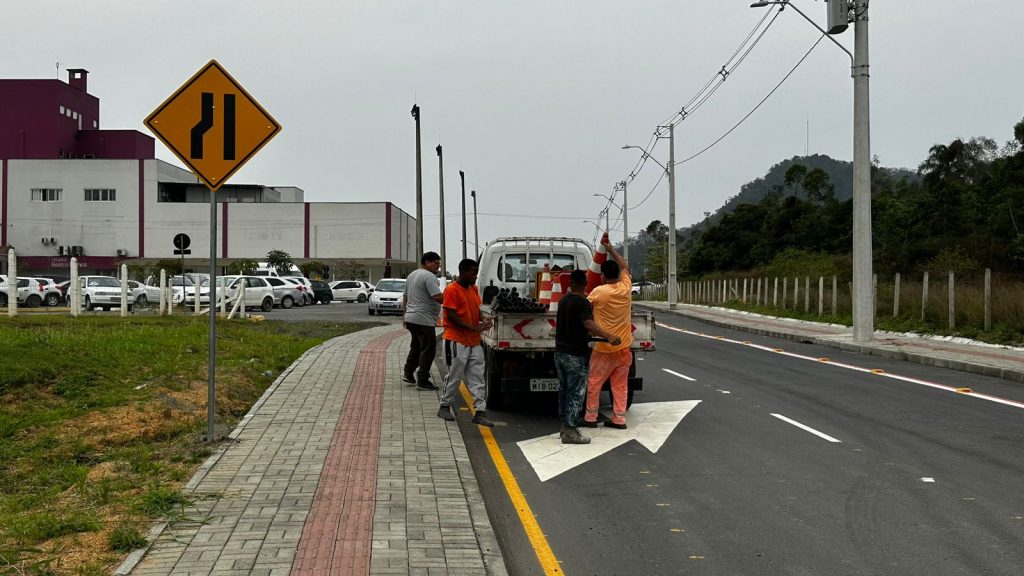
[159,269,167,316]
[70,257,80,316]
[120,264,129,317]
[7,248,17,317]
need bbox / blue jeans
[555,351,589,428]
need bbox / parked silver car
[265,276,305,309]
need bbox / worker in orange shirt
[438,258,495,427]
[581,238,633,429]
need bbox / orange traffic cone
[538,263,553,305]
[585,232,609,294]
[549,272,562,312]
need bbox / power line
[678,33,826,165]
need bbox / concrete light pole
[750,0,872,341]
[436,145,446,276]
[617,181,628,261]
[460,170,467,260]
[411,105,423,257]
[595,188,628,261]
[666,123,677,310]
[621,143,672,299]
[470,190,479,260]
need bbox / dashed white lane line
[663,368,696,381]
[771,413,843,443]
[657,322,1024,411]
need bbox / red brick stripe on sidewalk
[292,329,405,575]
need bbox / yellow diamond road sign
[145,60,281,192]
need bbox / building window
[66,108,72,117]
[31,188,63,202]
[59,105,65,115]
[84,188,116,202]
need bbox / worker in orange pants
[581,238,633,429]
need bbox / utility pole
[411,105,423,257]
[851,0,873,342]
[460,170,467,260]
[436,145,446,276]
[471,190,479,260]
[667,123,678,309]
[616,180,628,261]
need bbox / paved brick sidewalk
[638,302,1024,384]
[119,325,506,576]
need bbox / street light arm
[593,193,623,211]
[621,145,668,174]
[751,0,853,65]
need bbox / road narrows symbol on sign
[144,60,280,192]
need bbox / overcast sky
[6,1,1024,263]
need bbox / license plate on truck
[529,378,559,392]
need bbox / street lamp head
[749,1,776,7]
[411,104,419,119]
[470,190,476,198]
[435,144,442,156]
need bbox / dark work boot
[471,411,494,427]
[437,406,455,421]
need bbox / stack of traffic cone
[549,272,563,312]
[538,263,553,306]
[585,232,609,294]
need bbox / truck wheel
[484,347,505,411]
[85,296,94,311]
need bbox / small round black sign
[173,233,191,250]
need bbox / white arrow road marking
[517,401,701,482]
[663,368,696,381]
[770,413,842,443]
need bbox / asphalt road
[461,314,1024,576]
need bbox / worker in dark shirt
[555,269,621,444]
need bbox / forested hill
[682,154,917,238]
[626,117,1024,280]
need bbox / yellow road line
[458,382,563,575]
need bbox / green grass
[0,316,376,574]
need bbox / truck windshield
[498,254,576,282]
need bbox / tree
[265,250,294,276]
[299,261,330,279]
[228,259,258,275]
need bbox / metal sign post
[145,60,281,442]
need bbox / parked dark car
[309,280,333,304]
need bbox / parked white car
[141,275,187,306]
[331,280,369,303]
[368,278,406,316]
[213,275,276,312]
[32,277,65,307]
[79,276,133,312]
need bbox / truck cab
[477,237,594,300]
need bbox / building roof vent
[67,68,89,93]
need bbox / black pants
[404,322,437,382]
